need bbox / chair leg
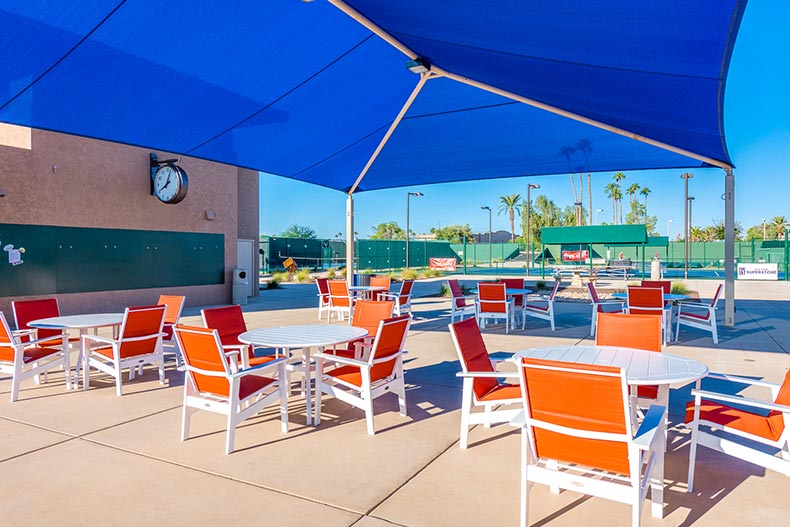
[225,414,236,455]
[591,308,597,336]
[279,379,289,433]
[314,361,324,425]
[181,405,195,441]
[711,320,719,344]
[520,427,529,527]
[364,393,376,435]
[396,379,407,417]
[158,359,165,385]
[10,364,21,402]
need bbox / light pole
[595,208,604,225]
[525,183,540,270]
[667,219,674,264]
[481,206,492,267]
[762,217,767,239]
[687,196,695,272]
[681,172,694,279]
[405,191,423,269]
[667,219,674,239]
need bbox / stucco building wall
[0,127,258,315]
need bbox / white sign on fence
[737,262,778,281]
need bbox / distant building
[415,233,437,240]
[473,230,513,243]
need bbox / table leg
[651,384,669,519]
[62,330,71,390]
[303,346,313,425]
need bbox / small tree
[280,224,317,239]
[431,224,474,243]
[370,221,406,240]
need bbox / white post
[724,168,735,327]
[346,194,355,288]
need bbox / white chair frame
[160,296,186,367]
[0,312,66,402]
[675,285,722,344]
[687,373,790,491]
[314,316,411,435]
[475,285,515,333]
[82,307,166,396]
[316,281,331,321]
[450,293,477,324]
[449,324,520,448]
[328,284,354,322]
[586,282,625,336]
[175,326,289,455]
[521,280,560,331]
[513,361,666,527]
[626,287,671,344]
[379,280,414,316]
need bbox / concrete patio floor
[1,277,788,526]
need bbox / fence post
[463,236,467,275]
[785,230,789,281]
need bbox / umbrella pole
[346,193,355,288]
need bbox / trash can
[232,268,249,305]
[355,273,371,287]
[650,260,661,281]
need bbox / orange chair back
[117,305,166,358]
[201,305,247,346]
[328,280,351,307]
[448,279,467,308]
[478,282,507,313]
[503,278,525,305]
[12,298,61,341]
[397,280,414,305]
[641,280,671,295]
[316,278,330,303]
[351,300,394,337]
[627,286,663,314]
[157,295,185,324]
[519,358,630,474]
[596,313,662,352]
[369,275,391,289]
[449,318,498,399]
[175,325,232,398]
[368,315,410,381]
[0,311,15,346]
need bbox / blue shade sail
[0,0,745,192]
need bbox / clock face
[153,164,188,204]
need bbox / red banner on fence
[429,258,457,271]
[561,250,589,261]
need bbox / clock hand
[159,177,172,192]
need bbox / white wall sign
[737,262,778,281]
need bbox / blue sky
[261,1,789,239]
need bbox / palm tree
[558,146,579,223]
[771,216,788,239]
[612,172,626,224]
[612,186,623,224]
[690,226,705,242]
[604,182,618,224]
[498,193,522,242]
[639,186,652,222]
[576,139,594,224]
[626,183,641,205]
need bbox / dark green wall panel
[0,223,224,296]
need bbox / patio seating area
[1,277,789,526]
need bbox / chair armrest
[314,352,368,368]
[509,410,526,428]
[633,405,666,450]
[706,373,779,389]
[456,371,519,380]
[228,357,288,378]
[378,292,398,300]
[690,389,790,413]
[12,329,38,339]
[678,302,713,311]
[82,334,117,345]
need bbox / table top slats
[238,324,368,349]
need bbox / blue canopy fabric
[0,0,746,193]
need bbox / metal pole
[681,173,693,279]
[785,228,788,281]
[489,209,493,268]
[406,193,410,269]
[463,235,467,275]
[724,168,735,326]
[345,194,355,288]
[525,183,540,273]
[688,196,695,271]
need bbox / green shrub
[536,280,546,290]
[340,268,347,278]
[387,271,400,281]
[268,272,285,289]
[402,268,418,280]
[362,268,373,274]
[424,269,443,278]
[327,268,336,279]
[671,282,691,295]
[439,283,451,297]
[295,269,310,283]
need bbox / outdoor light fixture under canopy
[406,58,430,74]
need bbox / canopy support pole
[347,72,431,195]
[724,167,735,327]
[346,194,354,288]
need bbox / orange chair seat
[327,361,397,387]
[478,383,521,402]
[92,343,158,360]
[637,385,659,399]
[685,399,785,441]
[0,346,61,364]
[681,311,711,321]
[38,336,80,347]
[238,375,277,401]
[248,355,279,367]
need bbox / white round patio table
[348,285,387,300]
[238,324,367,425]
[512,345,708,517]
[28,313,124,389]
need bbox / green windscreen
[0,223,224,296]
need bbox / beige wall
[0,128,259,315]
